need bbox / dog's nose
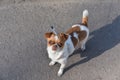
[52,45,57,51]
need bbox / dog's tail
[82,9,89,27]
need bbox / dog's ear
[44,32,54,39]
[59,33,68,40]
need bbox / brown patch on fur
[71,37,78,47]
[82,17,88,27]
[66,26,87,47]
[78,31,87,41]
[59,33,68,41]
[47,38,56,47]
[45,32,68,48]
[44,32,55,39]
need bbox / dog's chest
[48,51,59,59]
[47,48,59,59]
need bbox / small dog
[44,10,89,76]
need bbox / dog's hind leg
[80,35,89,51]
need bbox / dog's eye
[57,43,63,47]
[49,41,55,45]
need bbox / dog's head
[44,32,68,51]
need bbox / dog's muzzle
[52,45,58,51]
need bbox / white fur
[73,32,79,43]
[55,36,58,40]
[73,32,78,40]
[83,9,89,18]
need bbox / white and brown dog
[44,10,89,76]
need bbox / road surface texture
[0,0,120,80]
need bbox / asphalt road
[0,0,120,80]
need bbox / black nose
[52,45,57,51]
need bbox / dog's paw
[81,47,86,51]
[57,69,63,77]
[81,45,86,51]
[49,61,55,66]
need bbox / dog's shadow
[64,15,120,73]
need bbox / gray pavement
[0,0,120,80]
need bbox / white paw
[81,45,86,51]
[49,61,55,66]
[81,47,86,51]
[57,69,63,77]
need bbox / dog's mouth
[52,45,58,51]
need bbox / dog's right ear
[44,32,54,39]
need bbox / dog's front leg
[56,52,63,60]
[49,61,56,66]
[57,59,67,77]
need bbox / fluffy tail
[82,9,89,27]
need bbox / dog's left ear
[60,33,68,40]
[44,32,54,39]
